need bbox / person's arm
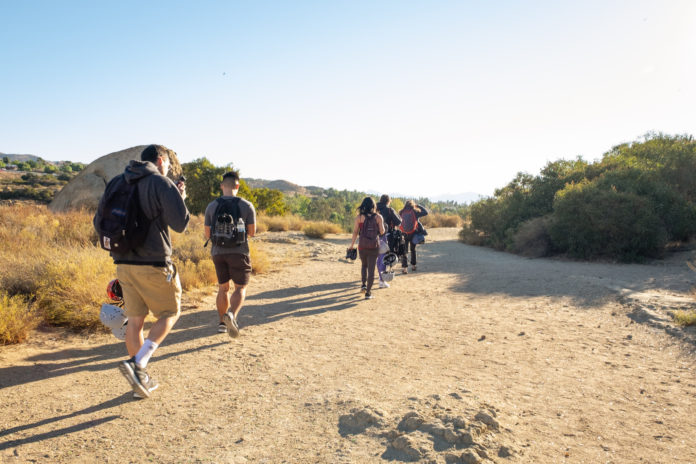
[349,215,361,249]
[416,205,429,218]
[377,214,386,236]
[390,208,402,226]
[203,202,213,240]
[159,177,190,233]
[246,202,256,237]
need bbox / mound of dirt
[338,392,520,463]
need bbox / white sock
[134,339,158,369]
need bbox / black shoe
[119,357,157,399]
[365,292,373,300]
[360,285,367,293]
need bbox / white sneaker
[379,280,390,289]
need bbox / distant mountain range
[0,153,43,162]
[247,178,482,204]
[1,152,482,204]
[369,190,483,204]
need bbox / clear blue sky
[1,1,694,199]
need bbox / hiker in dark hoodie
[376,194,401,288]
[399,200,429,273]
[94,144,190,399]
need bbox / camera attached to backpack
[209,198,247,247]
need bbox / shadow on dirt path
[240,281,363,327]
[0,310,228,391]
[415,231,696,346]
[0,393,131,450]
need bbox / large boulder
[48,145,183,213]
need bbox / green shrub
[458,225,485,246]
[593,169,696,241]
[549,181,668,261]
[512,216,552,258]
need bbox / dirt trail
[1,228,695,463]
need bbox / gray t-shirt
[204,196,256,256]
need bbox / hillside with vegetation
[182,158,468,231]
[0,155,84,203]
[460,133,696,262]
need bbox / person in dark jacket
[399,200,429,273]
[94,144,190,399]
[376,194,401,288]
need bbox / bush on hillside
[592,169,696,241]
[463,133,696,261]
[549,181,668,261]
[458,225,485,246]
[511,216,553,258]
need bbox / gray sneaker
[133,380,159,399]
[217,322,227,333]
[223,311,240,338]
[119,357,157,399]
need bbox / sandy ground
[1,228,696,463]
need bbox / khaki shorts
[116,264,182,319]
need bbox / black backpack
[96,174,150,253]
[211,197,246,247]
[388,229,406,256]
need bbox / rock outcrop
[48,145,183,213]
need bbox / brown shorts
[116,264,182,319]
[212,253,252,286]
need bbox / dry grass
[250,241,270,274]
[303,221,343,239]
[0,292,40,345]
[421,213,462,228]
[35,247,116,331]
[0,205,273,343]
[258,213,306,232]
[672,310,696,326]
[0,205,114,335]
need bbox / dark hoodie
[94,160,190,265]
[376,201,402,232]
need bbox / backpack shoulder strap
[214,197,242,221]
